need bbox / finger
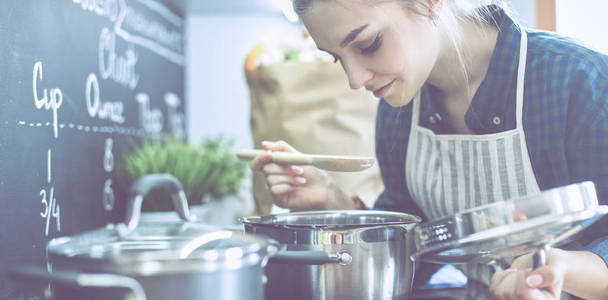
[491,270,544,300]
[510,252,533,269]
[250,150,272,172]
[261,140,299,153]
[490,270,520,300]
[263,163,306,176]
[289,165,305,175]
[269,183,298,196]
[267,174,307,186]
[490,268,518,291]
[512,271,541,300]
[263,163,294,175]
[526,266,558,289]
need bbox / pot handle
[269,250,352,265]
[10,265,147,300]
[121,174,192,236]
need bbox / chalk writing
[40,150,60,237]
[1,1,185,297]
[33,62,63,138]
[136,93,163,135]
[165,92,184,140]
[114,0,184,65]
[71,0,121,23]
[99,27,140,90]
[86,73,125,123]
[103,179,115,211]
[103,138,115,211]
[124,6,182,54]
[72,0,184,65]
[103,138,114,172]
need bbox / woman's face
[301,0,441,107]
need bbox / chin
[383,92,415,108]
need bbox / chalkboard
[0,1,185,298]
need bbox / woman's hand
[490,247,608,300]
[250,140,355,211]
[490,248,566,300]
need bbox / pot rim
[240,210,422,229]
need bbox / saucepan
[241,210,421,300]
[11,174,279,300]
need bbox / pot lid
[241,210,421,229]
[47,174,278,275]
[412,181,608,265]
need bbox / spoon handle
[236,149,312,165]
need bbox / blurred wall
[556,0,608,54]
[508,0,536,28]
[186,12,297,149]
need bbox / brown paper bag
[246,60,384,214]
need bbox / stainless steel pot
[241,210,421,300]
[12,174,278,300]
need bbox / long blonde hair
[292,0,509,95]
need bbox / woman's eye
[361,34,381,55]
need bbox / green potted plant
[117,136,250,224]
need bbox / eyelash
[361,34,381,55]
[329,33,382,63]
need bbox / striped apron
[405,23,541,292]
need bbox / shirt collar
[418,5,523,133]
[466,5,522,131]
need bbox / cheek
[373,42,407,75]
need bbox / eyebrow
[340,24,369,48]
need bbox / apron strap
[409,92,421,134]
[515,22,528,129]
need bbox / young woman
[250,0,608,298]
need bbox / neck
[427,19,499,101]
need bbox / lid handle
[120,174,192,237]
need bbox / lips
[371,79,395,98]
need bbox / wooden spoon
[236,149,375,172]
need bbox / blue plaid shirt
[374,6,608,264]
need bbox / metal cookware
[412,181,608,268]
[11,174,278,300]
[241,210,421,300]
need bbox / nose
[342,59,373,90]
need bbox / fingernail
[291,166,304,175]
[526,274,542,287]
[261,141,272,146]
[503,268,517,274]
[295,176,307,185]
